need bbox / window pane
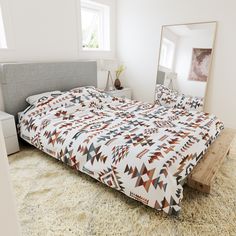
[80,0,110,51]
[81,7,100,49]
[0,6,7,49]
[160,44,168,67]
[160,38,175,69]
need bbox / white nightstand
[0,111,20,155]
[105,88,132,99]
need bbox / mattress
[19,87,224,215]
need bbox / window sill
[79,48,115,60]
[81,48,111,52]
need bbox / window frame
[159,38,176,70]
[81,0,110,51]
[0,5,7,49]
[0,0,15,51]
[77,0,116,59]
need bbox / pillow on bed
[26,91,62,105]
[175,94,204,111]
[155,85,204,111]
[155,85,179,108]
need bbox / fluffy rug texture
[9,138,236,236]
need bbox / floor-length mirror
[155,22,217,111]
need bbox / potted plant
[114,65,126,90]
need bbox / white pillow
[155,85,204,111]
[26,91,62,105]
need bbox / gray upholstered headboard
[0,61,97,118]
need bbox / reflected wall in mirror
[156,22,217,111]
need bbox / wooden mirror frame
[155,21,217,111]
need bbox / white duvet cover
[19,87,223,215]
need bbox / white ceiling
[166,23,215,36]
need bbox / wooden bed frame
[187,128,235,193]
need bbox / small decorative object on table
[105,70,115,91]
[114,65,126,90]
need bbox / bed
[0,62,227,215]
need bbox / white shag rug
[9,138,236,236]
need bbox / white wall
[117,0,236,128]
[0,0,79,61]
[0,0,117,107]
[0,0,116,61]
[174,29,215,98]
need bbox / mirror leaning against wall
[155,22,217,111]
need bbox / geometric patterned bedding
[155,85,204,111]
[19,87,224,215]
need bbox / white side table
[104,88,132,99]
[0,111,20,155]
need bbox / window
[0,5,7,49]
[81,0,110,51]
[160,38,175,69]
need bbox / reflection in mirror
[155,22,217,111]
